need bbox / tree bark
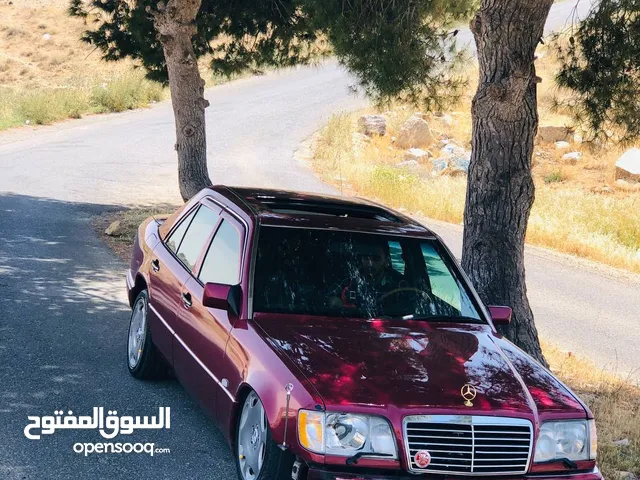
[463,0,553,365]
[150,0,211,202]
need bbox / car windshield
[253,227,483,322]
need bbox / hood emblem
[414,450,431,468]
[461,384,477,407]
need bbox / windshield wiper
[399,314,483,323]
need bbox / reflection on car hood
[253,313,586,416]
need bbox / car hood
[253,313,586,416]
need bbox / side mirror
[488,306,512,326]
[203,283,242,317]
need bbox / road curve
[1,2,637,479]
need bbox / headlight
[298,410,397,458]
[534,420,597,463]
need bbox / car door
[147,205,201,363]
[174,208,245,423]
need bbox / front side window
[165,207,197,254]
[174,206,219,271]
[422,243,477,317]
[253,227,483,322]
[199,220,242,285]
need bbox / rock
[396,160,420,170]
[105,220,122,237]
[613,438,630,447]
[414,112,429,120]
[42,33,52,41]
[561,151,582,165]
[397,115,434,148]
[440,144,471,172]
[555,141,570,150]
[404,148,432,161]
[573,132,584,144]
[431,158,448,173]
[538,125,573,143]
[450,156,470,172]
[391,136,397,143]
[357,115,386,136]
[615,148,640,182]
[441,143,466,156]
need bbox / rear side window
[199,220,242,285]
[175,206,219,271]
[166,207,197,254]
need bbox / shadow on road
[0,193,236,480]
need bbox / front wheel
[127,290,167,379]
[235,391,294,480]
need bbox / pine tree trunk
[463,0,553,365]
[150,0,211,202]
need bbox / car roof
[211,185,437,238]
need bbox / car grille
[403,415,533,475]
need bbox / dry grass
[0,0,246,130]
[0,2,132,90]
[543,341,640,479]
[0,1,170,129]
[310,40,640,274]
[94,206,178,262]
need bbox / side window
[165,207,197,254]
[175,206,220,271]
[388,240,405,275]
[199,220,242,285]
[421,243,462,312]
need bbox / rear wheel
[127,290,167,379]
[235,391,294,480]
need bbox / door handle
[151,259,160,272]
[181,292,192,308]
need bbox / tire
[127,290,167,379]
[235,390,295,480]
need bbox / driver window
[175,206,220,271]
[166,207,197,254]
[199,220,242,285]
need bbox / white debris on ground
[616,148,640,182]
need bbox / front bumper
[306,468,604,480]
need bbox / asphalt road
[1,2,638,479]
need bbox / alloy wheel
[238,391,268,480]
[128,296,147,369]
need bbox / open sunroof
[258,199,401,222]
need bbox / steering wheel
[377,287,430,304]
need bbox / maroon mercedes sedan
[125,186,601,480]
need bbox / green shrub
[369,165,419,191]
[91,72,164,113]
[18,88,89,125]
[543,170,565,183]
[0,88,24,129]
